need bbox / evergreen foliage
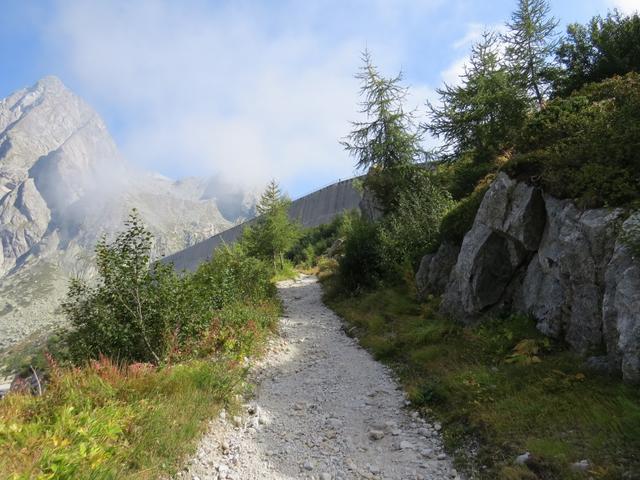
[426,32,529,163]
[506,72,640,207]
[341,50,424,172]
[554,10,640,95]
[503,0,559,107]
[241,180,300,271]
[342,51,427,214]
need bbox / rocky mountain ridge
[0,76,256,349]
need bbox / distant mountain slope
[0,76,255,349]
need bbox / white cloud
[44,0,442,194]
[441,57,468,86]
[609,0,640,13]
[452,23,485,49]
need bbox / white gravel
[178,275,461,480]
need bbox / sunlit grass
[323,279,640,479]
[0,300,280,480]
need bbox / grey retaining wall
[161,178,362,272]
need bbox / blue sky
[0,0,636,197]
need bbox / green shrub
[377,175,454,270]
[62,211,275,365]
[287,211,357,266]
[433,155,499,200]
[506,73,640,208]
[338,218,385,292]
[190,244,275,310]
[439,186,489,245]
[62,212,186,364]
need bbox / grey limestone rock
[440,173,545,321]
[415,242,460,299]
[434,171,637,380]
[518,197,624,353]
[602,213,640,382]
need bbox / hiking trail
[178,275,460,480]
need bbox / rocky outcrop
[415,243,460,299]
[602,214,640,383]
[440,173,546,321]
[517,199,624,353]
[0,179,50,275]
[421,172,639,381]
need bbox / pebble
[174,277,456,480]
[571,459,590,471]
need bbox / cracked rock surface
[179,275,460,480]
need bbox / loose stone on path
[178,275,460,480]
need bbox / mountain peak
[34,75,66,91]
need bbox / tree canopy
[426,32,529,163]
[503,0,559,107]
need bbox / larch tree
[341,50,425,213]
[503,0,559,107]
[426,31,529,163]
[242,180,300,271]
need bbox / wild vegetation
[0,209,281,478]
[1,2,639,479]
[306,2,640,479]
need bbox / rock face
[415,243,460,299]
[422,172,639,382]
[517,199,624,353]
[440,173,546,321]
[0,179,50,274]
[0,76,255,349]
[602,214,640,383]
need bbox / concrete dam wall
[161,178,362,272]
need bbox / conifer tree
[342,50,425,213]
[426,32,528,163]
[242,180,299,270]
[256,179,284,215]
[504,0,559,107]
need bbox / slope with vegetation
[1,2,639,479]
[300,2,640,479]
[0,209,283,478]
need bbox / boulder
[440,173,545,321]
[474,173,546,251]
[603,213,640,383]
[429,171,638,381]
[518,197,624,353]
[415,242,460,299]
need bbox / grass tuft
[323,279,640,479]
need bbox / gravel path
[179,275,461,480]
